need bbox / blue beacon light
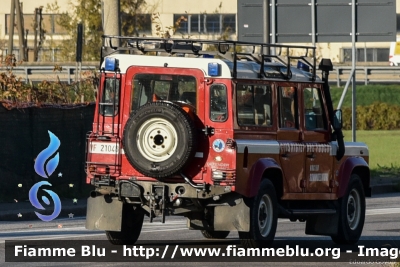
[297,61,310,72]
[105,57,119,71]
[208,62,221,76]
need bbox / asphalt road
[1,193,400,267]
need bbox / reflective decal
[235,140,341,156]
[212,139,225,153]
[310,165,319,171]
[306,143,332,154]
[310,173,329,182]
[208,162,230,168]
[195,152,204,158]
[280,143,305,153]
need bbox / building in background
[0,0,70,61]
[0,0,398,63]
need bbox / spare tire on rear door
[123,101,197,179]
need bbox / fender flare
[337,157,370,198]
[246,158,283,198]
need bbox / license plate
[90,142,121,154]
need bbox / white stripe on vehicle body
[344,142,369,157]
[233,140,367,157]
[236,140,280,154]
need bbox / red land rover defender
[85,36,370,247]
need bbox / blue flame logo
[34,131,60,178]
[29,131,62,222]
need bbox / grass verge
[344,130,400,183]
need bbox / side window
[279,86,297,129]
[237,85,254,125]
[254,86,272,126]
[99,78,120,116]
[236,84,272,126]
[210,84,227,122]
[303,87,327,130]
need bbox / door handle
[307,153,315,159]
[281,153,289,158]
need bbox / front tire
[239,179,278,248]
[106,205,145,245]
[331,174,366,244]
[201,230,230,239]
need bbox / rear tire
[106,205,145,245]
[331,174,365,244]
[239,179,278,248]
[201,230,230,239]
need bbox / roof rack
[101,35,317,81]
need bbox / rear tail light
[88,165,110,174]
[212,170,236,180]
[88,165,96,172]
[212,171,224,180]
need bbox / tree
[121,0,149,37]
[52,0,102,61]
[51,0,148,61]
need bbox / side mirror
[332,109,342,130]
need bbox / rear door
[276,84,305,194]
[121,66,206,178]
[204,80,235,185]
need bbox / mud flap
[305,213,339,236]
[85,195,123,231]
[213,198,250,232]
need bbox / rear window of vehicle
[131,74,197,112]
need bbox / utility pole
[76,23,83,96]
[33,7,44,62]
[15,0,26,61]
[102,0,121,46]
[7,0,26,60]
[7,0,15,56]
[262,0,269,54]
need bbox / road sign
[238,0,397,43]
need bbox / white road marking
[366,207,400,216]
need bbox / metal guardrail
[1,64,399,86]
[332,66,400,87]
[1,65,98,84]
